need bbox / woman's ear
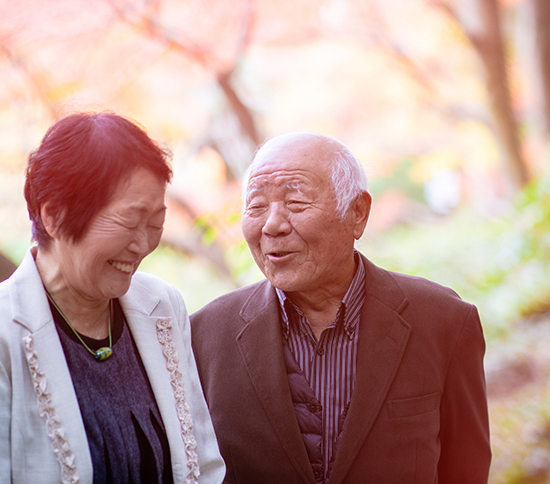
[352,191,372,240]
[40,202,64,239]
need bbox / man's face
[242,134,363,298]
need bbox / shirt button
[317,347,325,356]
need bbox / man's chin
[266,274,302,293]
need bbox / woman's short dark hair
[24,112,173,248]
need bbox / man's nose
[262,204,292,237]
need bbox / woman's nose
[128,227,150,255]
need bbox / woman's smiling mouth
[108,260,136,273]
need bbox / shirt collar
[276,251,365,339]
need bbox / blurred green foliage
[360,171,550,343]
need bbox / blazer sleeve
[170,285,226,483]
[437,304,491,483]
[0,327,11,483]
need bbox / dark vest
[282,341,325,483]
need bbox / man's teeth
[109,261,134,273]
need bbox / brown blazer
[191,253,491,484]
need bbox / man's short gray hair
[331,147,368,219]
[242,133,368,219]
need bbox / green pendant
[95,347,113,361]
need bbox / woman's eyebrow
[123,204,167,215]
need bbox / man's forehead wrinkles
[248,170,312,188]
[247,180,308,197]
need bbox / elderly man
[191,132,491,484]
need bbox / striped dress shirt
[276,253,366,481]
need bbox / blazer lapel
[11,249,93,482]
[120,283,188,481]
[329,256,411,484]
[236,282,317,484]
[27,322,94,480]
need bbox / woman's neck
[35,246,111,339]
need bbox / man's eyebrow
[246,185,264,198]
[287,181,304,191]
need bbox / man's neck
[284,261,358,339]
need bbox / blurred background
[1,0,550,480]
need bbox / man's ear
[352,191,372,240]
[40,202,64,239]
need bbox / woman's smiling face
[50,167,167,303]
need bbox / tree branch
[0,44,57,118]
[165,191,237,284]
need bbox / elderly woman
[0,113,225,483]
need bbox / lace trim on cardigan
[23,334,80,484]
[156,317,200,484]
